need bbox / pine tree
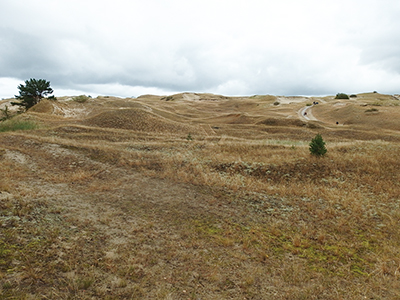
[12,78,53,110]
[309,134,327,156]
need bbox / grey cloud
[0,28,59,79]
[2,0,400,98]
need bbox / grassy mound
[29,99,54,114]
[84,108,199,134]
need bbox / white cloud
[0,78,23,99]
[69,83,176,98]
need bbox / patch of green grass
[76,276,96,289]
[0,118,38,132]
[73,95,90,103]
[193,219,223,236]
[266,139,308,146]
[0,240,16,270]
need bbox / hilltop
[1,92,400,299]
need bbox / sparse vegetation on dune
[335,93,349,99]
[0,117,38,132]
[1,93,400,299]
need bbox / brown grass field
[1,92,400,299]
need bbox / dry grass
[1,93,400,299]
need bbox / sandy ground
[0,99,20,113]
[276,96,311,104]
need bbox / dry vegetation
[1,92,400,299]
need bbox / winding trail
[299,105,318,121]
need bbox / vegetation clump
[0,118,38,132]
[365,108,379,113]
[309,133,327,156]
[73,95,90,103]
[0,105,12,121]
[335,93,349,99]
[161,96,174,101]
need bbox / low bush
[365,108,379,113]
[73,95,90,103]
[335,93,349,99]
[161,96,174,101]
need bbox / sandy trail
[299,105,318,121]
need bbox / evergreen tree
[309,134,327,156]
[12,78,53,110]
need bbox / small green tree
[309,134,327,156]
[12,78,54,110]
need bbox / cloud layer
[1,0,400,98]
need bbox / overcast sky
[1,0,400,98]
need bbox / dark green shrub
[309,134,327,156]
[365,108,379,113]
[162,96,174,101]
[350,94,357,98]
[335,93,349,99]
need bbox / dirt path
[298,105,318,121]
[3,136,220,225]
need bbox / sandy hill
[20,92,400,142]
[1,91,400,299]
